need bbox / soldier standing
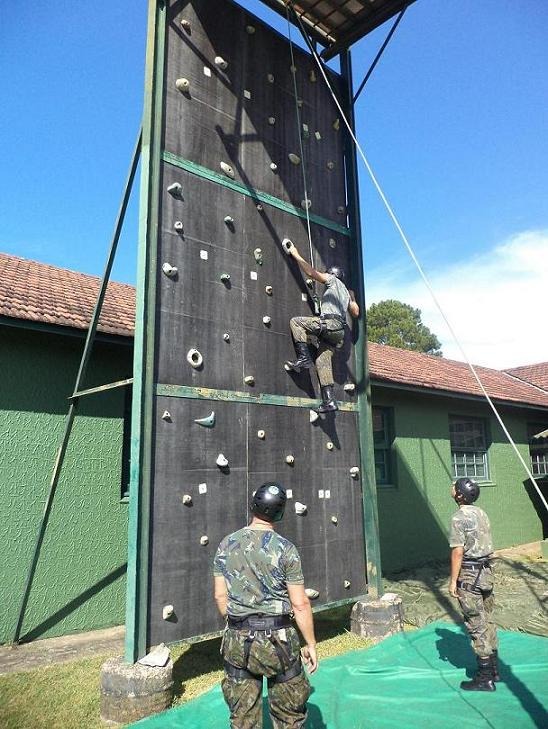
[448,477,500,691]
[213,482,318,728]
[281,238,359,413]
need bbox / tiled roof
[0,253,135,338]
[368,342,548,409]
[504,363,548,392]
[1,253,547,410]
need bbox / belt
[461,557,492,569]
[227,614,293,630]
[320,314,345,324]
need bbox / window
[449,416,489,480]
[373,407,394,485]
[528,424,548,478]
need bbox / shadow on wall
[524,478,548,539]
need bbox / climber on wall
[282,238,359,413]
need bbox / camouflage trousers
[457,562,498,657]
[290,316,344,387]
[221,626,311,729]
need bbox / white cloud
[365,230,548,369]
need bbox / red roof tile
[504,363,548,392]
[368,342,548,409]
[0,253,135,338]
[1,253,547,410]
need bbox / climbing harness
[318,313,345,347]
[457,556,493,594]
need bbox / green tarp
[131,623,548,728]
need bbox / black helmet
[327,265,345,282]
[453,477,480,504]
[251,482,286,522]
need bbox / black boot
[490,650,501,682]
[316,385,338,413]
[460,656,496,692]
[285,342,313,372]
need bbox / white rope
[292,10,548,513]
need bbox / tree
[366,299,442,356]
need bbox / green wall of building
[373,386,546,573]
[0,324,132,644]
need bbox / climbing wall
[145,0,368,646]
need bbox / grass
[0,607,374,729]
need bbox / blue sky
[1,1,547,367]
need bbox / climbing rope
[288,4,548,514]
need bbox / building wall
[0,324,132,644]
[373,386,546,572]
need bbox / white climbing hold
[162,262,178,278]
[200,535,209,546]
[305,588,319,599]
[333,118,340,131]
[331,516,338,524]
[284,363,291,372]
[285,455,295,465]
[290,64,297,74]
[262,316,271,326]
[309,410,319,423]
[268,117,276,125]
[167,182,182,198]
[256,203,263,212]
[244,89,251,99]
[326,442,334,450]
[223,332,230,342]
[162,605,174,620]
[180,19,191,32]
[350,466,360,478]
[203,66,211,78]
[254,248,263,264]
[161,410,171,422]
[175,77,190,93]
[265,285,273,295]
[194,411,215,428]
[337,206,346,215]
[281,238,293,254]
[344,383,356,393]
[315,131,322,140]
[297,99,303,108]
[295,502,307,515]
[182,494,192,505]
[216,454,229,468]
[214,56,228,70]
[224,215,234,225]
[288,153,301,165]
[327,161,335,170]
[174,221,184,232]
[267,73,275,83]
[328,237,337,248]
[220,273,231,283]
[186,348,203,368]
[220,161,235,179]
[344,580,351,589]
[244,375,255,385]
[246,24,256,34]
[198,483,207,494]
[270,162,278,171]
[257,430,266,440]
[306,278,314,288]
[309,69,317,82]
[301,198,311,210]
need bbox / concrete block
[350,593,404,643]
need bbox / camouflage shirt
[213,526,304,616]
[449,505,493,558]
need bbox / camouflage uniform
[290,274,349,386]
[449,505,498,656]
[214,527,311,729]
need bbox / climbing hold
[328,238,337,248]
[167,182,182,198]
[309,410,319,423]
[281,238,293,255]
[315,131,322,140]
[267,73,275,83]
[302,123,309,138]
[220,273,231,283]
[265,285,273,295]
[326,442,334,450]
[270,162,278,171]
[309,69,317,83]
[198,483,207,494]
[246,24,256,34]
[214,56,228,70]
[200,250,208,260]
[216,453,229,468]
[297,99,303,108]
[333,118,340,131]
[180,19,191,32]
[327,161,335,171]
[262,316,271,326]
[257,430,266,440]
[162,262,178,278]
[306,278,314,288]
[161,410,171,421]
[203,66,211,78]
[337,205,346,215]
[285,455,295,465]
[268,116,276,125]
[344,383,356,393]
[305,588,319,599]
[194,411,215,428]
[220,161,235,179]
[295,502,307,515]
[200,536,209,546]
[301,198,311,210]
[284,363,291,372]
[350,466,360,478]
[182,494,192,505]
[186,348,203,368]
[244,375,255,385]
[162,605,174,620]
[331,516,338,524]
[224,215,234,225]
[256,203,263,212]
[223,332,230,342]
[290,64,297,74]
[175,77,190,93]
[344,580,351,589]
[244,89,251,99]
[288,153,301,165]
[174,221,184,232]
